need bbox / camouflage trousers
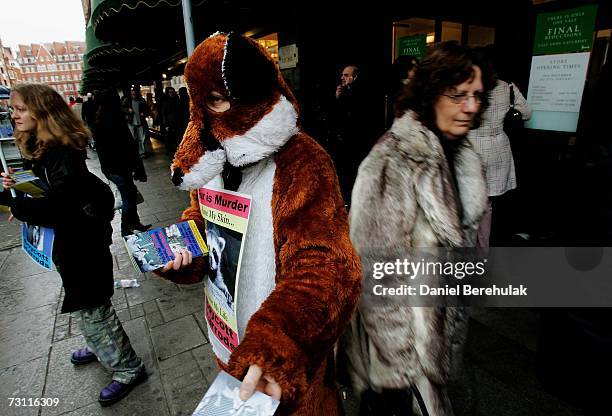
[77,302,144,383]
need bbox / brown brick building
[0,39,13,87]
[17,41,85,101]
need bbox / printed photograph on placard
[206,221,242,312]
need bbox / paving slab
[0,214,22,251]
[0,248,49,280]
[125,277,181,307]
[150,316,206,361]
[158,350,209,416]
[156,289,204,323]
[0,250,9,268]
[0,272,61,316]
[0,304,55,369]
[38,335,102,416]
[191,344,218,385]
[0,356,47,416]
[41,317,166,416]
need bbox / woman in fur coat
[342,42,491,415]
[155,32,362,415]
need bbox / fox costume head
[171,32,300,190]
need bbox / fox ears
[222,32,279,104]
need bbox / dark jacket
[10,145,115,313]
[330,80,378,204]
[93,105,146,180]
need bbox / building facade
[0,39,12,87]
[17,41,85,100]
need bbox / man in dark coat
[330,65,378,205]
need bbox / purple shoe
[98,370,147,407]
[70,348,97,366]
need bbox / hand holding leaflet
[239,364,282,401]
[161,248,193,272]
[192,371,279,416]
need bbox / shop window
[468,25,495,47]
[392,17,435,61]
[255,33,279,66]
[441,21,462,43]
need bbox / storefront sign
[527,53,589,113]
[279,44,298,69]
[525,52,590,132]
[533,5,598,55]
[397,35,427,60]
[526,5,597,132]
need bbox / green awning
[91,0,183,45]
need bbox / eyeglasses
[441,91,484,105]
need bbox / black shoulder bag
[503,83,524,137]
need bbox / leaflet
[124,220,208,273]
[22,222,54,271]
[192,371,279,416]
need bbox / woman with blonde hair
[0,84,146,406]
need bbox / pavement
[0,140,216,416]
[0,139,584,415]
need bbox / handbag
[503,83,524,136]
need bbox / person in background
[343,42,491,415]
[145,92,156,131]
[331,64,377,205]
[82,92,98,150]
[68,96,75,108]
[71,96,83,121]
[469,45,531,247]
[177,86,190,143]
[1,84,146,406]
[386,55,418,127]
[123,89,148,159]
[93,89,150,237]
[160,87,180,156]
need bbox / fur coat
[156,33,362,416]
[342,111,488,415]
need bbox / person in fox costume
[155,32,362,415]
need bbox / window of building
[253,33,279,66]
[467,25,495,46]
[441,21,462,42]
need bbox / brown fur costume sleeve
[226,134,362,412]
[153,119,210,284]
